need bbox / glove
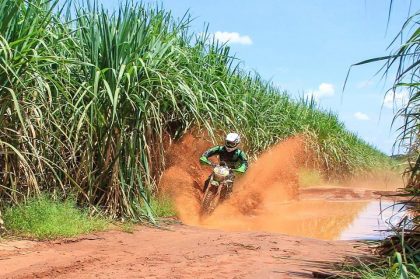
[234,168,246,173]
[199,156,212,165]
[234,164,247,173]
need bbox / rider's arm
[199,146,222,165]
[235,150,248,173]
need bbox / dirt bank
[0,223,370,279]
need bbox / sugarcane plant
[0,0,391,221]
[348,3,420,271]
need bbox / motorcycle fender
[210,180,219,186]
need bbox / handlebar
[211,163,241,173]
[201,158,243,173]
[210,161,229,168]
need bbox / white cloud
[212,31,253,45]
[354,112,370,121]
[383,90,409,109]
[304,83,335,101]
[356,80,374,89]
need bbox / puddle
[199,199,405,241]
[338,200,405,240]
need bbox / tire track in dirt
[0,224,370,279]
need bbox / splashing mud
[160,134,305,221]
[159,133,403,240]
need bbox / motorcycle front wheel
[200,187,220,216]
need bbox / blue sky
[101,0,418,154]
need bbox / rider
[199,132,248,196]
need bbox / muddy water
[197,199,405,241]
[160,133,404,242]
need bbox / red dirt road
[0,223,369,279]
[1,134,398,278]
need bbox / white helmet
[225,132,240,152]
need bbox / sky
[100,0,419,155]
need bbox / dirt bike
[200,162,233,216]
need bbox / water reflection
[339,200,405,240]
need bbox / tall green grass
[0,0,390,220]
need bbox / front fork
[211,176,233,201]
[208,174,224,197]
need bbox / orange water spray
[159,133,402,239]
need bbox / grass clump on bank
[150,196,177,218]
[343,252,420,279]
[3,196,108,240]
[0,0,392,220]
